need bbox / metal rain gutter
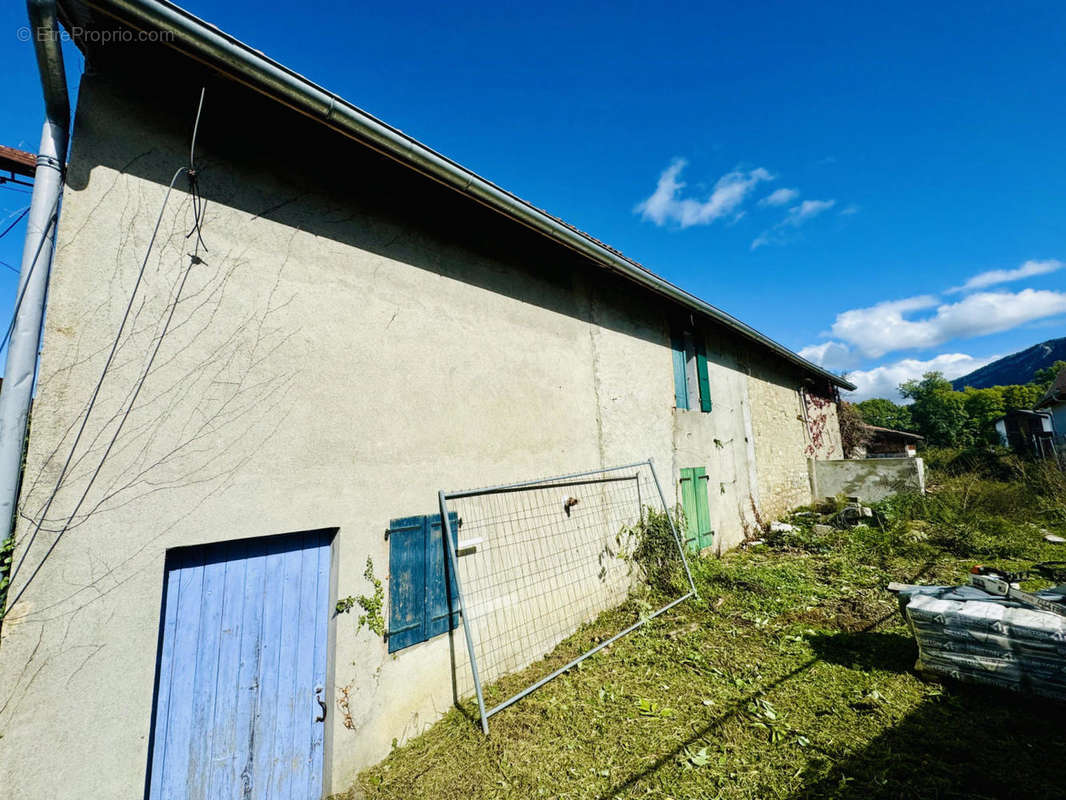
[0,0,71,539]
[77,0,855,392]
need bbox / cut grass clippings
[339,452,1066,800]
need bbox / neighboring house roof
[0,145,37,178]
[994,408,1053,424]
[55,0,855,391]
[1036,367,1066,409]
[865,426,925,445]
[863,424,923,441]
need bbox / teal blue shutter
[387,516,426,652]
[671,331,689,409]
[425,512,460,638]
[388,513,460,652]
[695,337,712,412]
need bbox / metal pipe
[78,0,854,392]
[0,0,70,540]
[439,490,489,735]
[443,460,651,500]
[485,591,694,719]
[445,472,638,500]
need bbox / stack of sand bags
[897,584,1066,700]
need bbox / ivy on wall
[336,556,385,637]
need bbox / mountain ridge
[951,337,1066,390]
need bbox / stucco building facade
[0,5,848,797]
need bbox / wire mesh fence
[440,459,696,733]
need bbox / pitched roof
[1036,366,1066,409]
[56,0,855,391]
[0,145,36,178]
[863,424,923,441]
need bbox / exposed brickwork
[804,390,844,460]
[745,354,843,522]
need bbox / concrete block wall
[815,457,926,503]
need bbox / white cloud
[751,198,837,249]
[758,188,799,207]
[635,159,773,228]
[798,340,858,371]
[750,230,773,250]
[947,259,1063,294]
[783,199,835,226]
[827,289,1066,358]
[839,204,859,216]
[842,353,999,402]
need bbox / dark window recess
[386,512,460,653]
[670,328,712,412]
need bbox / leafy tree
[854,398,913,431]
[962,387,1006,445]
[899,372,970,447]
[1002,383,1042,410]
[1033,360,1066,391]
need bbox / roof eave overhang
[64,0,856,392]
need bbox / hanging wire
[3,88,209,616]
[0,207,30,241]
[0,195,61,356]
[185,87,209,255]
[189,87,204,171]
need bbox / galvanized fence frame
[439,458,698,735]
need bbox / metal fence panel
[440,459,697,734]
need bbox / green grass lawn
[341,454,1066,800]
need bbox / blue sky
[2,0,1064,399]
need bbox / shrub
[625,507,686,595]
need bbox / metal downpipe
[0,0,70,540]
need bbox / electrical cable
[0,207,30,240]
[0,196,61,357]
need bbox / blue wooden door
[147,530,333,800]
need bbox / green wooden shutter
[671,331,689,409]
[693,467,714,549]
[679,468,699,551]
[695,337,712,412]
[680,467,714,552]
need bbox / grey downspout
[0,0,70,539]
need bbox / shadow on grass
[598,616,1065,800]
[789,682,1066,800]
[804,630,916,673]
[595,609,900,800]
[595,565,943,800]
